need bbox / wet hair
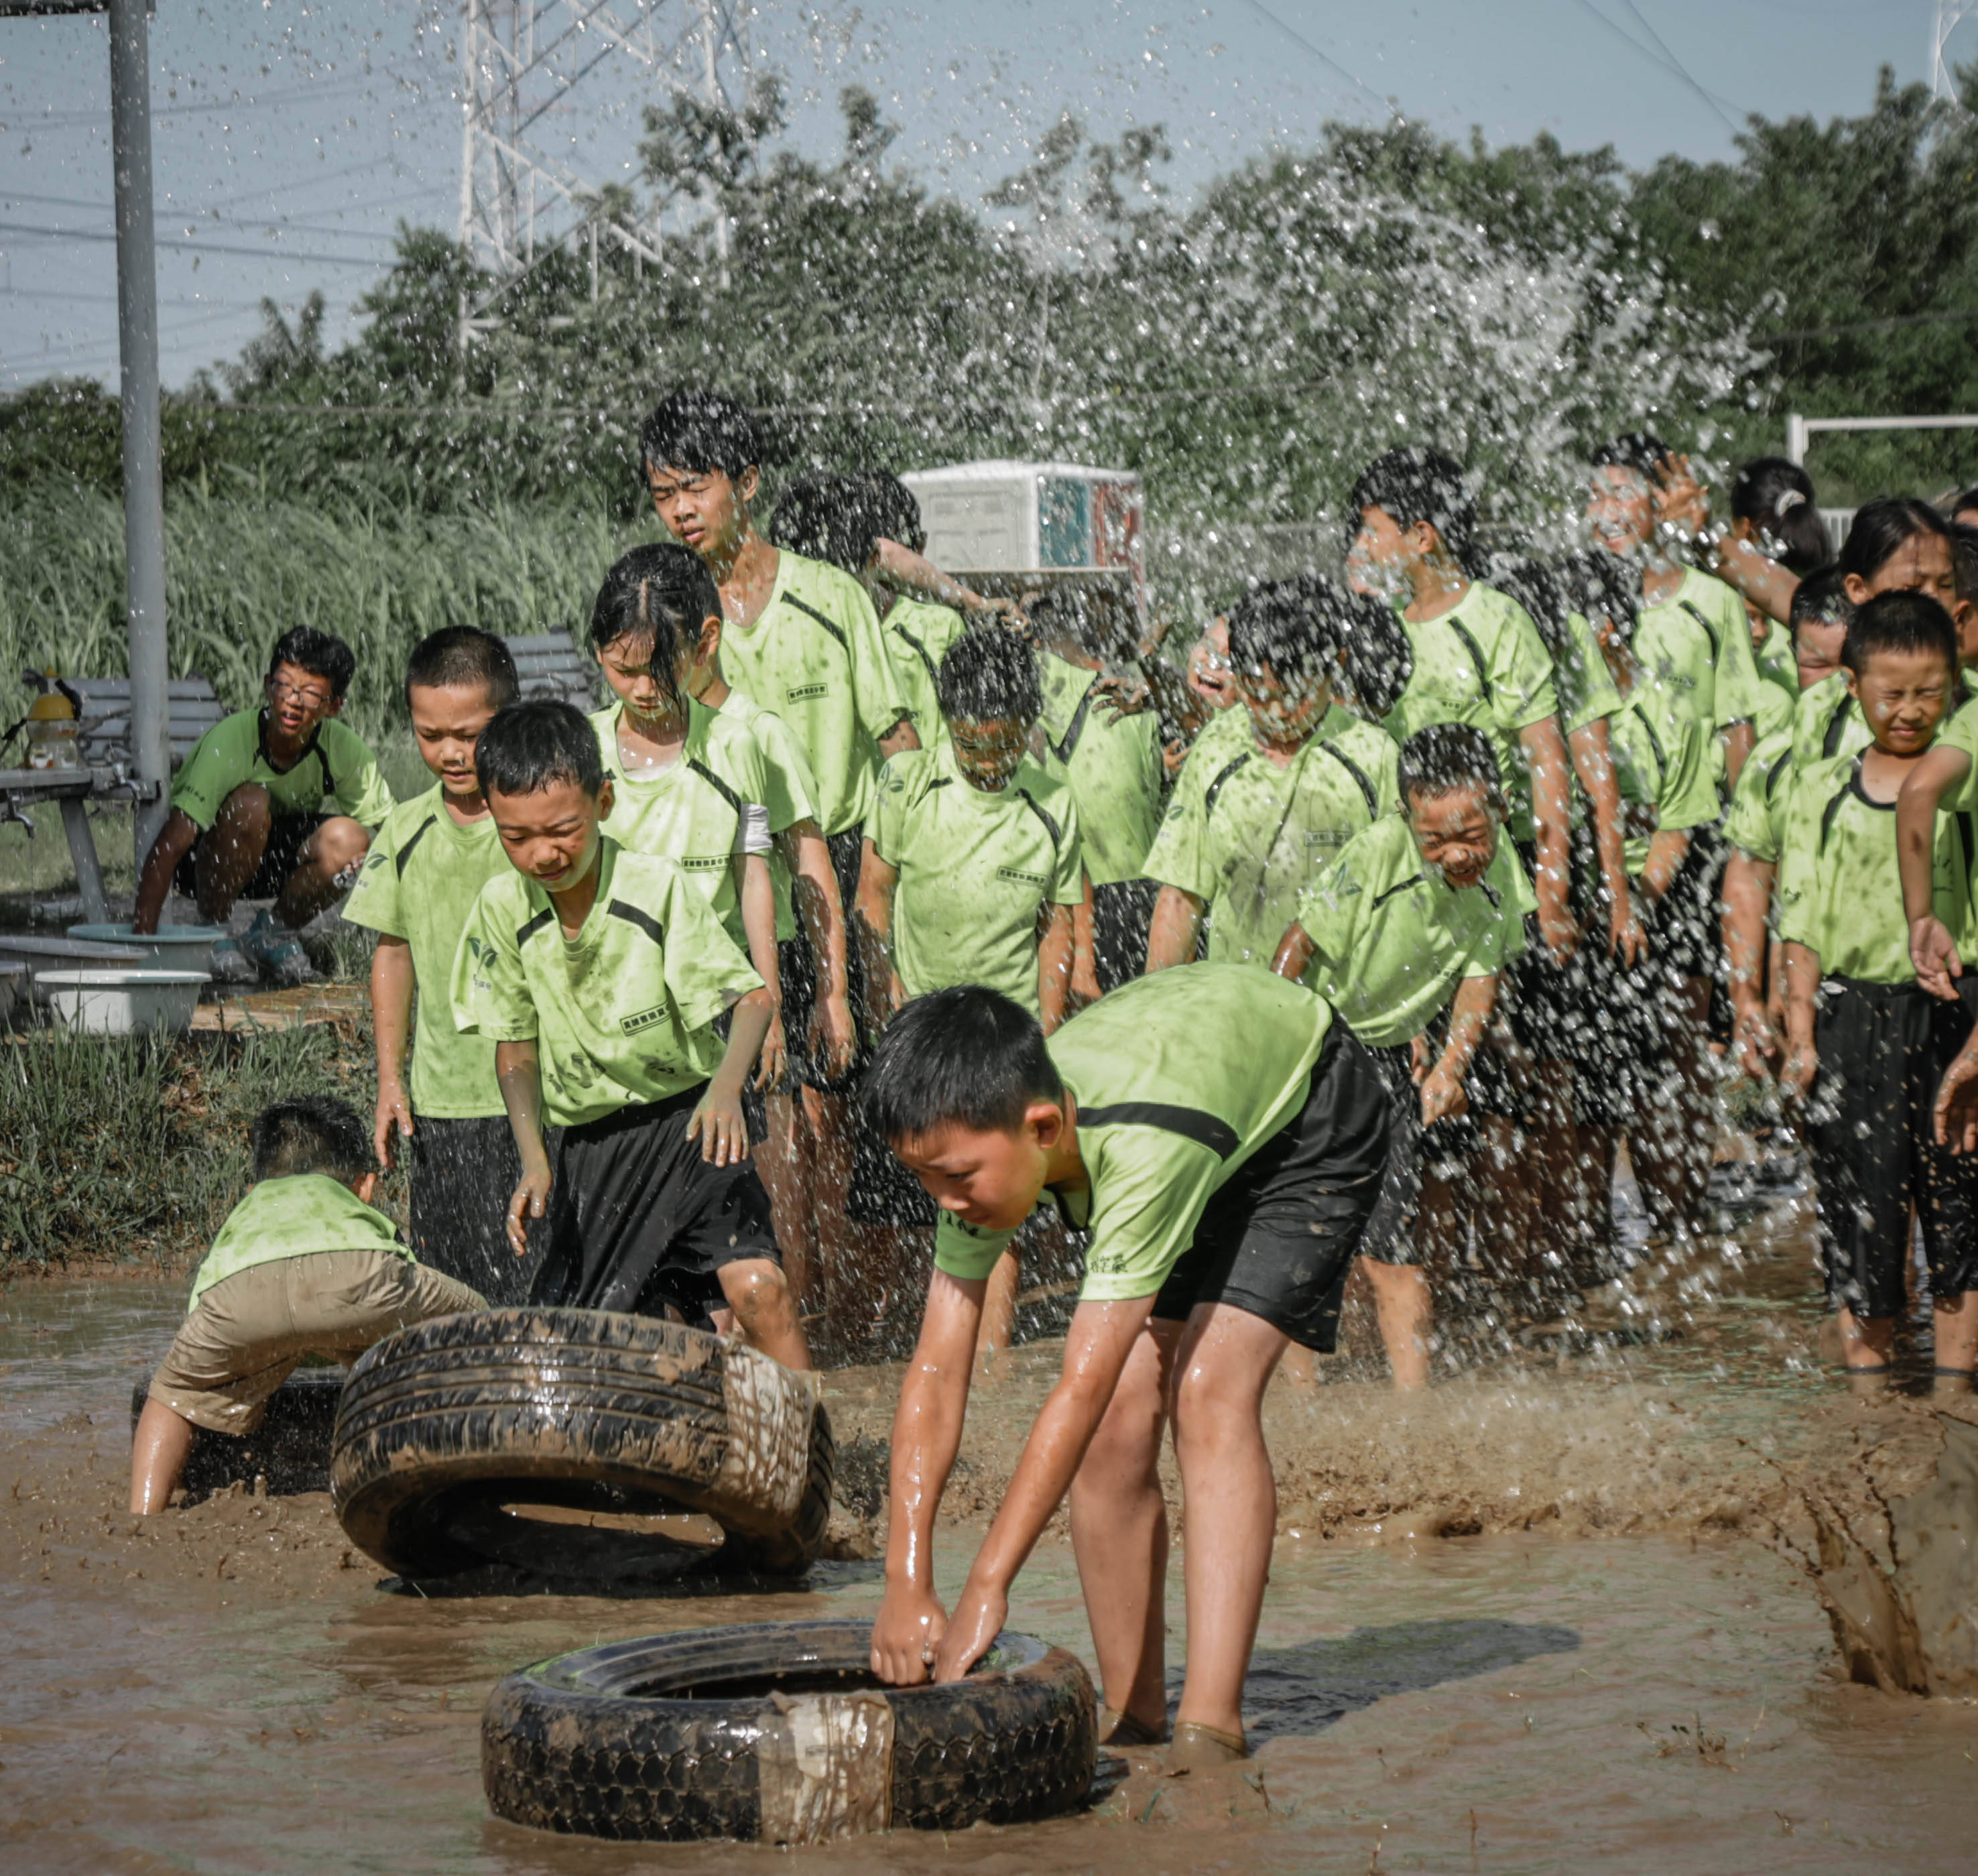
[1561,549,1640,645]
[403,627,519,711]
[474,698,605,801]
[1951,485,1978,523]
[767,474,866,576]
[1349,446,1479,566]
[1729,457,1828,574]
[1788,566,1855,641]
[1225,574,1358,690]
[588,544,717,716]
[1397,723,1503,814]
[1951,522,1978,606]
[1336,591,1413,718]
[1836,497,1952,586]
[639,386,761,483]
[1841,590,1959,679]
[250,1095,372,1186]
[859,470,926,555]
[265,626,355,703]
[937,625,1040,725]
[1589,431,1678,483]
[863,984,1064,1143]
[1487,554,1572,662]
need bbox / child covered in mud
[129,1097,486,1514]
[345,629,532,1302]
[450,699,808,1369]
[863,966,1389,1770]
[1270,724,1534,1391]
[1778,592,1978,1395]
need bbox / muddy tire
[328,1308,829,1582]
[481,1619,1096,1843]
[130,1367,345,1499]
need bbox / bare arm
[1420,973,1496,1127]
[1566,718,1643,966]
[872,539,1013,621]
[1143,883,1204,974]
[734,852,785,1090]
[1638,828,1692,905]
[877,718,921,760]
[1037,901,1074,1035]
[371,936,416,1167]
[1069,871,1101,1009]
[1721,721,1755,794]
[852,840,906,1034]
[1271,920,1316,982]
[1518,716,1579,961]
[1712,535,1801,628]
[1780,938,1822,1099]
[1898,743,1972,999]
[131,808,200,934]
[1721,853,1780,1076]
[782,818,856,1078]
[495,1038,552,1257]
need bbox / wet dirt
[5,1168,1978,1872]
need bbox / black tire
[130,1367,345,1499]
[329,1308,830,1584]
[481,1619,1096,1843]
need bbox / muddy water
[5,1182,1978,1873]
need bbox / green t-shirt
[1034,651,1164,887]
[1144,702,1398,976]
[1721,727,1797,869]
[188,1173,413,1309]
[715,686,821,944]
[865,743,1084,1018]
[1754,618,1798,739]
[1633,567,1767,741]
[342,785,508,1119]
[1383,582,1559,842]
[1778,752,1970,984]
[590,698,770,952]
[1295,810,1533,1048]
[451,838,763,1127]
[881,597,968,752]
[714,550,911,837]
[1555,609,1624,737]
[1607,678,1724,875]
[1788,671,1870,771]
[932,963,1337,1302]
[170,708,394,831]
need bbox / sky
[0,1,1966,392]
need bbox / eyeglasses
[267,677,333,708]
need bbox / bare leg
[129,1399,197,1514]
[716,1257,812,1371]
[755,1092,817,1316]
[1358,1257,1431,1390]
[193,784,274,923]
[1168,1302,1290,1740]
[273,814,369,927]
[1068,1316,1181,1735]
[975,1250,1020,1368]
[1934,1291,1978,1371]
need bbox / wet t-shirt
[1788,671,1871,771]
[1034,651,1164,887]
[170,709,393,830]
[1633,567,1767,741]
[1556,609,1624,737]
[1144,703,1398,976]
[451,839,761,1127]
[188,1174,412,1309]
[1721,728,1797,869]
[1295,810,1532,1048]
[1754,618,1798,738]
[881,597,968,753]
[343,784,508,1119]
[715,687,820,943]
[931,964,1337,1302]
[1383,582,1559,842]
[865,743,1083,1017]
[714,551,911,836]
[1606,678,1723,875]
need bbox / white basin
[37,968,208,1036]
[69,920,227,975]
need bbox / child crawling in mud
[129,1097,487,1514]
[865,965,1389,1768]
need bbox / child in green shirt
[450,699,808,1369]
[130,1097,485,1514]
[344,628,531,1302]
[1778,592,1978,1394]
[133,625,394,986]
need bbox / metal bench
[505,632,598,708]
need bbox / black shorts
[406,1113,546,1306]
[1808,977,1978,1320]
[1091,877,1160,993]
[778,827,869,1091]
[529,1086,782,1323]
[173,809,326,900]
[1151,1025,1389,1352]
[1353,1039,1472,1267]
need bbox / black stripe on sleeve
[1371,872,1427,910]
[781,592,849,650]
[393,814,438,877]
[892,621,939,686]
[1822,693,1855,761]
[1316,739,1379,817]
[1676,599,1721,661]
[515,907,554,947]
[1446,619,1495,706]
[686,755,743,816]
[1015,786,1062,849]
[608,899,667,946]
[1076,1100,1241,1160]
[1050,687,1096,764]
[1203,752,1251,814]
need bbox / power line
[1569,0,1747,133]
[1230,0,1393,117]
[1613,0,1743,137]
[0,221,389,269]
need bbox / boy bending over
[866,966,1389,1768]
[131,1097,485,1513]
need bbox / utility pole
[1933,1,1975,101]
[698,0,731,288]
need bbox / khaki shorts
[148,1249,485,1435]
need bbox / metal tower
[1932,1,1975,101]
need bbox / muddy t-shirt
[715,687,820,944]
[1754,618,1798,739]
[1144,703,1398,977]
[170,709,394,831]
[342,784,507,1119]
[1295,810,1532,1048]
[713,551,911,837]
[188,1174,412,1309]
[881,597,968,753]
[865,743,1083,1017]
[1788,672,1871,772]
[1606,678,1723,875]
[1721,728,1796,868]
[451,839,762,1127]
[932,964,1336,1302]
[1633,567,1767,743]
[1034,651,1165,887]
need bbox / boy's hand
[1779,1038,1818,1102]
[689,1084,751,1166]
[1536,885,1581,963]
[870,1580,949,1686]
[1910,915,1965,1001]
[374,1081,414,1170]
[811,989,857,1081]
[1418,1062,1469,1129]
[507,1164,552,1257]
[754,1015,789,1092]
[1730,1003,1780,1080]
[1936,1048,1978,1153]
[1609,903,1646,971]
[932,1576,1007,1684]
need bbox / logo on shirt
[997,865,1048,888]
[364,852,388,871]
[620,1005,669,1034]
[786,682,830,703]
[1089,1250,1127,1273]
[677,854,728,872]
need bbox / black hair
[1729,457,1828,574]
[1561,549,1640,644]
[251,1095,373,1185]
[1836,497,1952,585]
[1589,431,1678,483]
[1486,553,1572,662]
[1335,590,1414,719]
[1349,446,1479,566]
[767,474,867,576]
[588,543,717,716]
[862,984,1064,1143]
[859,470,926,556]
[639,386,761,483]
[1951,485,1978,521]
[1225,574,1355,690]
[266,625,356,703]
[475,698,605,800]
[936,624,1041,725]
[1951,522,1978,607]
[404,626,520,711]
[1397,722,1503,813]
[1841,590,1959,679]
[1788,566,1855,641]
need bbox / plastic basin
[36,968,208,1036]
[69,920,227,975]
